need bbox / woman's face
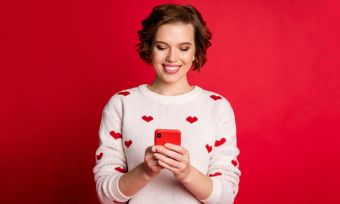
[150,23,196,85]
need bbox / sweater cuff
[199,177,222,204]
[112,174,133,202]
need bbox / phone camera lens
[157,133,161,138]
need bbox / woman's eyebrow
[154,41,192,46]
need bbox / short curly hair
[136,4,212,71]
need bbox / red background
[1,0,340,203]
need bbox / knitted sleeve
[200,98,241,204]
[93,94,132,204]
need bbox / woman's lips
[163,64,181,74]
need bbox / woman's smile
[163,64,182,74]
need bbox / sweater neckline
[138,84,202,104]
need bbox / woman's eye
[156,46,166,50]
[180,48,190,52]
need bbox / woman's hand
[142,146,163,180]
[154,143,192,183]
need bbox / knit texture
[93,84,241,204]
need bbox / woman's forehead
[154,23,195,44]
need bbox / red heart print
[115,167,127,173]
[209,172,222,177]
[142,115,153,122]
[124,140,132,148]
[186,116,198,124]
[110,131,122,139]
[118,91,130,96]
[214,138,226,147]
[206,144,212,153]
[231,159,238,167]
[210,95,222,101]
[96,152,103,160]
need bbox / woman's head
[136,4,212,72]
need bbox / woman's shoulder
[199,87,232,105]
[198,86,236,117]
[113,85,140,97]
[104,85,141,109]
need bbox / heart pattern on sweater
[115,167,127,173]
[96,152,103,160]
[209,172,222,177]
[118,91,130,96]
[214,138,226,147]
[210,95,222,101]
[142,115,153,122]
[206,144,212,153]
[125,140,132,148]
[110,131,122,139]
[186,116,198,124]
[231,159,238,167]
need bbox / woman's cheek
[182,53,194,62]
[153,51,167,60]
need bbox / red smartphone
[154,129,181,146]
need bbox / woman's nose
[166,49,177,62]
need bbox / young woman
[93,4,241,204]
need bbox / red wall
[1,0,339,203]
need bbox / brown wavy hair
[136,4,212,71]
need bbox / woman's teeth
[167,66,179,70]
[163,65,181,74]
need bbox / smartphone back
[154,129,181,146]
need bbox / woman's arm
[180,166,213,200]
[93,94,162,203]
[118,147,163,197]
[94,100,130,204]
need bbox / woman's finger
[164,143,187,155]
[158,160,177,173]
[155,146,182,161]
[154,153,181,169]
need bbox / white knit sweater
[93,84,241,204]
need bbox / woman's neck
[147,79,193,96]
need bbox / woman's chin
[162,75,182,84]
